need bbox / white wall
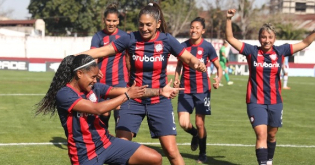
[0,36,314,64]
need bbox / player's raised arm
[291,30,315,53]
[225,9,243,52]
[79,43,117,59]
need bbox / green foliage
[275,23,306,40]
[28,0,109,36]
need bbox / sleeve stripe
[111,42,119,53]
[67,98,83,112]
[104,86,113,100]
[177,48,186,57]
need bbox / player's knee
[178,118,190,130]
[150,152,162,165]
[267,132,276,142]
[195,120,205,130]
[164,147,179,160]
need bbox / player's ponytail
[35,55,97,116]
[139,2,167,33]
[104,3,119,18]
[36,55,75,116]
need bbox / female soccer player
[36,54,183,165]
[219,40,233,86]
[90,3,128,128]
[226,9,315,165]
[173,17,222,164]
[78,3,206,165]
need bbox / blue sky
[2,0,267,20]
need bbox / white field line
[0,142,314,148]
[0,94,45,96]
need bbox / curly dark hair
[35,54,97,116]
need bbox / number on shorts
[204,97,210,107]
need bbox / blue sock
[256,148,268,165]
[267,141,276,160]
[186,126,198,137]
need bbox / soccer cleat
[227,81,234,85]
[219,83,224,86]
[283,86,291,90]
[267,159,273,165]
[191,135,199,151]
[196,153,207,164]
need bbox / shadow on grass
[146,145,240,165]
[50,137,67,150]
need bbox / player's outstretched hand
[127,81,148,99]
[194,62,207,72]
[161,79,185,98]
[173,79,180,88]
[213,76,220,89]
[227,9,236,19]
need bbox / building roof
[0,20,37,25]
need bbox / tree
[275,23,306,40]
[28,0,110,36]
[28,0,149,36]
[161,0,198,37]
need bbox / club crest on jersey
[198,50,203,55]
[155,44,163,52]
[88,93,97,103]
[270,54,277,61]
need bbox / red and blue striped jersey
[91,29,128,87]
[240,43,293,104]
[56,83,114,165]
[112,31,185,104]
[180,39,218,93]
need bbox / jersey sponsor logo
[253,61,280,68]
[104,42,109,45]
[155,44,163,52]
[132,54,164,62]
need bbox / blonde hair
[259,23,276,37]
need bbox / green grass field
[0,70,314,165]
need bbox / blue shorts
[247,103,283,128]
[81,137,140,165]
[116,99,177,138]
[177,91,211,115]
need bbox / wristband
[125,92,130,100]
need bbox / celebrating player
[225,9,315,165]
[91,3,128,128]
[173,17,222,163]
[35,54,185,165]
[78,3,206,165]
